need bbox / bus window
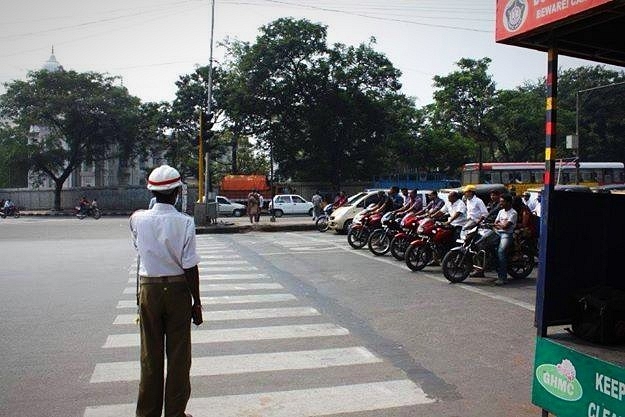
[501,172,510,183]
[490,172,502,183]
[561,172,570,184]
[520,172,531,183]
[482,172,492,183]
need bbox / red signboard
[496,0,613,41]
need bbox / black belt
[140,275,186,284]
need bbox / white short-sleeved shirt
[466,196,488,222]
[130,203,201,277]
[495,208,518,234]
[441,199,468,227]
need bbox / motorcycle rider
[371,186,403,215]
[415,190,445,218]
[3,198,15,216]
[462,185,488,229]
[492,194,518,285]
[78,196,91,215]
[393,189,423,220]
[431,191,467,240]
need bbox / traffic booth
[496,1,625,416]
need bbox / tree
[219,18,414,188]
[431,58,497,179]
[0,124,29,188]
[0,69,149,210]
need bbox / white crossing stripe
[90,346,381,383]
[113,306,320,324]
[83,379,434,417]
[103,323,349,348]
[201,293,296,305]
[201,283,284,291]
[198,254,240,259]
[199,273,269,281]
[198,260,248,266]
[122,283,283,294]
[116,300,138,309]
[118,293,295,309]
[199,266,258,272]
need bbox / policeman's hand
[191,304,203,326]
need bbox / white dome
[43,49,63,72]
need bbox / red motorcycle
[405,218,456,271]
[347,211,383,249]
[388,213,422,260]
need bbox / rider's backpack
[570,286,625,345]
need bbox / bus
[461,161,625,194]
[372,172,461,191]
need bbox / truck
[218,175,271,208]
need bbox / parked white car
[217,195,246,217]
[328,191,382,234]
[269,194,314,217]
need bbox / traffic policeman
[130,164,202,417]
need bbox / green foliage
[217,18,413,188]
[0,124,29,188]
[0,69,155,209]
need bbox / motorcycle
[347,210,382,249]
[441,224,535,283]
[367,212,403,256]
[388,213,423,260]
[315,203,333,232]
[75,204,101,220]
[405,218,456,271]
[0,206,20,219]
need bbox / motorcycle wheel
[92,208,101,219]
[13,210,20,218]
[316,216,329,232]
[390,235,409,260]
[368,229,391,256]
[507,252,534,279]
[347,228,369,249]
[441,250,472,283]
[405,245,432,272]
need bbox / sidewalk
[196,215,317,234]
[18,210,317,234]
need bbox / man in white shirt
[130,165,201,417]
[522,191,538,212]
[463,185,488,229]
[493,193,518,285]
[432,191,467,240]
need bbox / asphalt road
[0,217,541,417]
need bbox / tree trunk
[54,180,63,211]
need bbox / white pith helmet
[147,165,182,192]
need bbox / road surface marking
[84,379,434,417]
[103,323,349,348]
[122,283,283,294]
[201,293,296,305]
[90,346,380,383]
[113,306,320,324]
[199,273,270,281]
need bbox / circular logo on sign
[503,0,528,33]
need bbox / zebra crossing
[84,235,435,416]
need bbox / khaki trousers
[136,282,192,417]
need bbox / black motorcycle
[367,212,402,256]
[441,224,535,283]
[0,206,20,219]
[75,204,101,220]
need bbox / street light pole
[270,140,275,222]
[205,0,215,219]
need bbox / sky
[0,0,603,106]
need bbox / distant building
[26,48,162,189]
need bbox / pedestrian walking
[247,189,260,224]
[130,164,202,417]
